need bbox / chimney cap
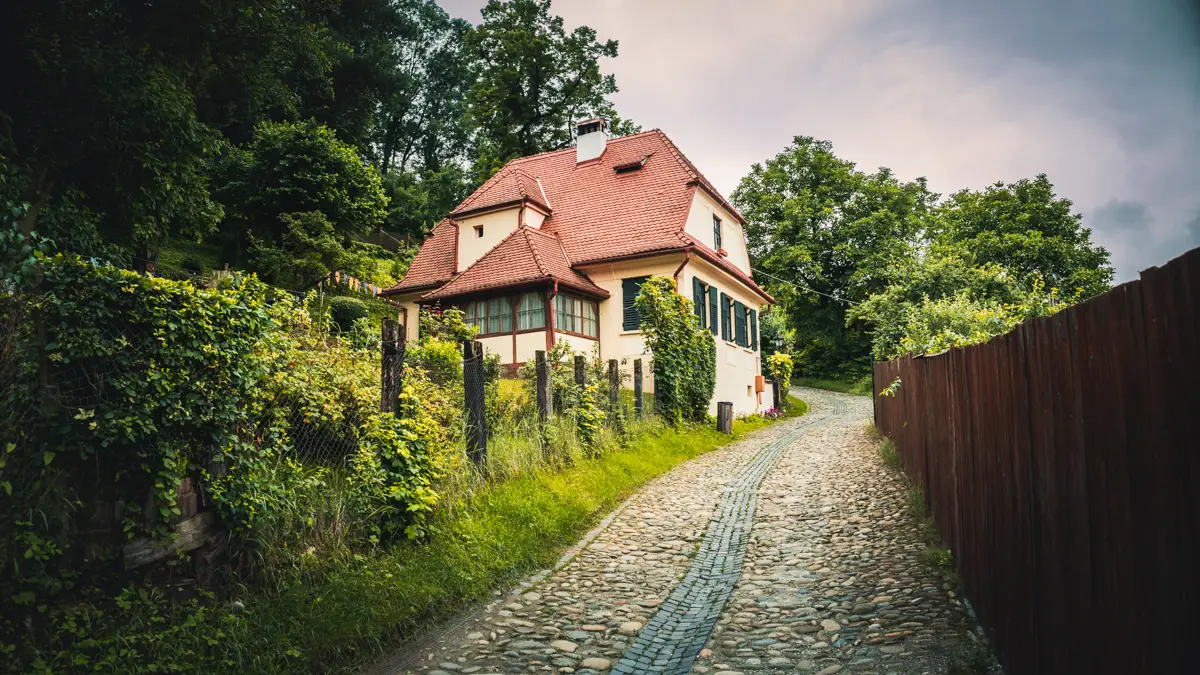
[575,118,607,136]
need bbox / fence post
[535,350,552,421]
[717,401,733,434]
[381,319,404,413]
[607,359,619,408]
[633,358,644,419]
[462,340,487,467]
[574,354,586,388]
[772,379,781,410]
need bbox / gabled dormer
[450,167,551,272]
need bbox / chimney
[575,118,607,163]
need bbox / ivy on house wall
[634,275,716,424]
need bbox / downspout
[673,247,694,290]
[546,280,559,351]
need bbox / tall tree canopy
[0,0,333,255]
[465,0,636,179]
[932,175,1113,297]
[733,136,938,378]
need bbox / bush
[634,275,715,424]
[327,296,369,333]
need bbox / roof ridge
[521,226,549,277]
[507,129,665,166]
[654,130,747,224]
[553,231,575,269]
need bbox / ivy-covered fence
[0,255,444,669]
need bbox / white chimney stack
[575,118,607,163]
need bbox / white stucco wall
[553,331,597,357]
[683,190,752,277]
[384,292,423,343]
[679,258,767,416]
[515,331,547,365]
[455,208,520,272]
[475,335,512,363]
[577,254,684,395]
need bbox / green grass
[792,375,873,396]
[199,416,782,672]
[783,393,808,417]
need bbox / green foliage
[766,353,794,388]
[792,376,873,396]
[849,246,1072,360]
[327,296,370,333]
[736,138,1113,376]
[0,0,332,253]
[634,276,716,424]
[465,0,636,178]
[932,175,1113,298]
[733,136,938,379]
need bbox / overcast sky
[438,0,1200,281]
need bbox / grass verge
[214,416,786,672]
[792,376,872,396]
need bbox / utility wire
[751,267,860,306]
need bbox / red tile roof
[385,218,457,293]
[421,226,607,301]
[450,166,550,216]
[383,129,771,303]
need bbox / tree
[212,120,389,286]
[933,175,1113,297]
[847,244,1062,360]
[733,137,937,378]
[465,0,634,179]
[0,0,333,255]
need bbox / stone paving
[380,388,994,675]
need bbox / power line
[751,267,859,306]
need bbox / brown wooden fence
[873,246,1199,675]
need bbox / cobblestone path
[380,389,992,675]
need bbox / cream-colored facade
[389,191,767,416]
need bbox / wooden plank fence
[873,246,1199,675]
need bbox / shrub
[767,352,794,387]
[634,275,715,424]
[327,296,369,333]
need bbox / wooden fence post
[574,354,587,387]
[607,359,619,409]
[633,358,644,419]
[535,350,552,421]
[717,401,733,434]
[462,340,487,467]
[381,319,404,413]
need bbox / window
[713,215,722,250]
[622,276,649,331]
[692,277,707,327]
[474,225,484,238]
[555,294,598,338]
[517,292,545,331]
[463,297,511,336]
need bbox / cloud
[436,0,1200,280]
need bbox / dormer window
[474,225,484,238]
[713,215,723,251]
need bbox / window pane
[529,305,544,329]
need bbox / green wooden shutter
[734,300,747,346]
[749,308,758,351]
[692,277,706,326]
[622,276,648,331]
[719,292,730,341]
[708,286,719,335]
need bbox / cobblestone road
[380,389,992,675]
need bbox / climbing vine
[635,275,716,424]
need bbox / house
[381,120,774,415]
